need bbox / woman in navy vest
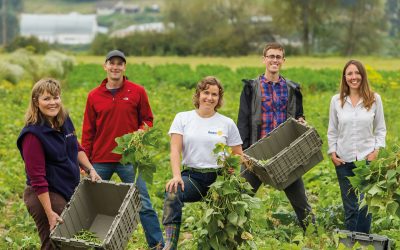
[17,78,101,250]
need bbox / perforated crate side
[266,128,322,184]
[105,184,142,250]
[273,151,323,190]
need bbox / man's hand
[297,117,307,125]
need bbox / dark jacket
[17,116,80,201]
[237,76,304,149]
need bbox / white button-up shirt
[327,93,386,162]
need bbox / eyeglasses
[264,55,283,60]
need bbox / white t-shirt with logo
[168,110,243,169]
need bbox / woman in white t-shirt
[162,76,243,249]
[327,59,386,234]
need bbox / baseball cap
[105,50,126,63]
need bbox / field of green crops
[0,61,399,249]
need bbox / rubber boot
[163,224,180,250]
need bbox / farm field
[1,54,400,70]
[0,60,399,249]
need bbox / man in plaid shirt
[237,42,314,230]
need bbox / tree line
[90,0,400,57]
[2,0,400,57]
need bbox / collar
[100,76,126,91]
[260,74,285,86]
[344,96,363,106]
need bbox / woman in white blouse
[327,59,386,233]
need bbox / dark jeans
[23,186,67,250]
[162,170,218,225]
[93,163,164,248]
[240,166,314,230]
[335,162,372,233]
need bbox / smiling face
[103,57,126,82]
[37,91,61,120]
[263,48,285,75]
[344,64,362,92]
[198,84,220,111]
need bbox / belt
[184,166,221,174]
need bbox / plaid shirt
[260,75,288,138]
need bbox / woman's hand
[47,210,63,231]
[88,168,102,182]
[331,152,345,166]
[367,149,379,161]
[165,176,184,193]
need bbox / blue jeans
[93,163,164,248]
[335,161,372,233]
[162,170,218,225]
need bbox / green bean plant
[348,144,400,219]
[112,126,159,185]
[195,143,260,249]
[73,229,102,245]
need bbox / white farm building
[20,13,101,45]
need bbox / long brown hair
[192,76,224,111]
[25,78,68,129]
[340,60,375,110]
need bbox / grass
[2,53,400,70]
[23,0,96,14]
[23,0,165,14]
[73,55,400,71]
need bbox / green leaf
[386,201,399,216]
[237,215,247,227]
[225,224,236,239]
[111,145,124,154]
[227,212,238,225]
[386,169,397,180]
[207,217,219,236]
[367,184,383,196]
[370,196,385,209]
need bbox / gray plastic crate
[244,118,323,190]
[50,179,141,250]
[335,229,392,250]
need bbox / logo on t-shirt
[208,129,223,136]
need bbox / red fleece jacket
[81,77,153,163]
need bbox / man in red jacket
[81,50,164,249]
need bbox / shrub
[5,36,50,54]
[42,51,75,79]
[0,62,25,84]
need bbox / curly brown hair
[192,76,224,111]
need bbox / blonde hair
[340,60,375,110]
[192,76,224,111]
[25,78,67,129]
